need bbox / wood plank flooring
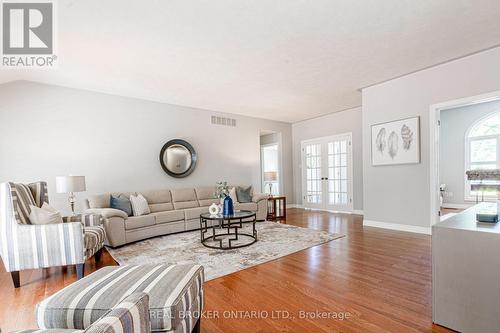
[0,208,452,332]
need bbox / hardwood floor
[0,208,452,332]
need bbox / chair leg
[76,263,85,279]
[11,271,20,288]
[192,318,201,333]
[94,248,102,263]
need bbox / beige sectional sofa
[83,186,268,247]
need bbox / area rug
[107,222,344,281]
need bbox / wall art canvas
[371,116,420,166]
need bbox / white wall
[362,46,500,229]
[291,107,363,210]
[440,100,500,206]
[0,81,293,215]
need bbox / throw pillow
[130,194,151,216]
[236,186,253,203]
[110,195,133,216]
[229,187,239,203]
[28,203,63,225]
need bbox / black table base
[200,213,257,250]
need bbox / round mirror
[159,139,197,178]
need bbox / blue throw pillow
[110,195,132,216]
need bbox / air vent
[211,115,236,127]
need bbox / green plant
[214,181,229,199]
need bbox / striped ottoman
[36,264,204,333]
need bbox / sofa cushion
[184,206,210,220]
[236,186,253,203]
[110,194,132,216]
[87,193,110,209]
[142,189,174,212]
[151,210,184,224]
[234,202,258,212]
[171,188,199,209]
[125,215,155,230]
[195,186,219,207]
[35,264,204,332]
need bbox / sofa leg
[76,263,85,279]
[192,318,201,333]
[11,271,20,288]
[94,248,102,263]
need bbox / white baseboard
[287,204,304,209]
[363,219,431,235]
[441,203,473,209]
[288,205,363,215]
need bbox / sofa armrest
[85,208,128,220]
[252,192,270,203]
[86,292,151,333]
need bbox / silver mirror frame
[159,139,197,178]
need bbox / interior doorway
[429,90,500,226]
[301,133,353,212]
[260,130,283,195]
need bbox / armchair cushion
[63,213,104,227]
[84,226,106,258]
[10,182,37,224]
[29,203,63,225]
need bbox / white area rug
[107,222,344,281]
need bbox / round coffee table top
[200,210,255,220]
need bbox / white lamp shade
[264,171,278,182]
[56,176,86,193]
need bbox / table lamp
[264,171,278,195]
[56,175,86,215]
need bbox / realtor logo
[2,1,56,67]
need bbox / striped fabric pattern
[85,292,151,333]
[0,182,105,273]
[83,226,106,258]
[28,181,49,208]
[14,329,84,333]
[11,182,37,224]
[17,293,151,333]
[36,264,204,333]
[64,214,103,227]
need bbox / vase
[223,195,234,216]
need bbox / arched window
[465,112,500,200]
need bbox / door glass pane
[328,139,349,206]
[305,143,322,204]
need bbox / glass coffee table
[199,210,257,250]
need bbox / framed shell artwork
[371,116,420,166]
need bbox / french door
[301,133,353,212]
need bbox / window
[465,113,500,200]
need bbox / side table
[267,196,286,220]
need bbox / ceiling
[2,0,500,123]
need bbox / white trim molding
[353,209,364,215]
[363,219,431,235]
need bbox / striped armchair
[0,181,106,288]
